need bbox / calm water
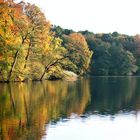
[0,77,140,140]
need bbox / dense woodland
[53,26,140,76]
[1,0,140,82]
[0,0,92,82]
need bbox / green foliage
[52,25,74,37]
[81,31,139,76]
[109,46,138,75]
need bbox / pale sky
[21,0,140,35]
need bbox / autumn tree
[0,0,22,81]
[0,1,61,81]
[62,33,93,75]
[20,3,53,80]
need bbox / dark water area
[0,77,140,140]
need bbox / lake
[0,76,140,140]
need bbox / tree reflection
[0,79,90,140]
[1,77,140,140]
[87,77,140,115]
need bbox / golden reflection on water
[1,77,140,140]
[0,79,90,140]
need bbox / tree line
[53,26,140,76]
[1,0,140,82]
[0,0,92,82]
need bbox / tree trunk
[7,35,28,81]
[40,66,50,81]
[7,50,19,81]
[39,56,67,81]
[24,38,32,68]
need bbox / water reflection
[88,76,140,115]
[0,79,90,140]
[0,77,140,140]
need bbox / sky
[21,0,140,35]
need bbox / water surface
[0,77,140,140]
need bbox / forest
[1,0,140,82]
[53,26,140,76]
